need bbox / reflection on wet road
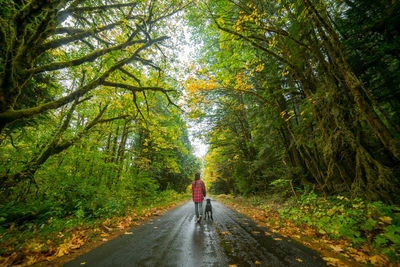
[64,199,326,267]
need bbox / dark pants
[194,201,203,218]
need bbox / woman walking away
[192,172,206,223]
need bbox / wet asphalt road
[64,199,326,267]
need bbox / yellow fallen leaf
[255,260,261,264]
[80,262,86,265]
[124,232,133,235]
[221,231,231,235]
[26,241,43,253]
[296,258,303,262]
[228,265,237,267]
[273,238,282,241]
[329,245,343,252]
[352,253,368,263]
[369,254,387,266]
[55,245,69,257]
[322,257,340,266]
[103,225,113,232]
[26,255,37,265]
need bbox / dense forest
[1,0,400,265]
[185,0,400,203]
[0,0,199,228]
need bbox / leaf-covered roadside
[215,194,400,266]
[0,192,190,267]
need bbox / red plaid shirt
[192,179,206,203]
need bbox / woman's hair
[195,172,200,180]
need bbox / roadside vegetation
[215,191,399,266]
[1,190,189,266]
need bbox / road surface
[64,199,326,267]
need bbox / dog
[204,198,213,220]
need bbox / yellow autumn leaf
[322,257,340,265]
[26,241,43,253]
[379,216,392,224]
[329,245,343,252]
[55,244,70,257]
[255,64,264,72]
[369,254,388,266]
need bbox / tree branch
[97,115,130,124]
[32,38,148,74]
[134,56,162,71]
[132,92,147,121]
[44,22,122,51]
[209,10,295,69]
[59,2,139,17]
[0,36,169,124]
[102,81,172,93]
[118,67,142,85]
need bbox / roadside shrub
[0,199,60,231]
[279,192,400,259]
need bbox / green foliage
[269,179,292,196]
[0,189,189,258]
[0,199,59,230]
[335,0,400,125]
[280,192,400,258]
